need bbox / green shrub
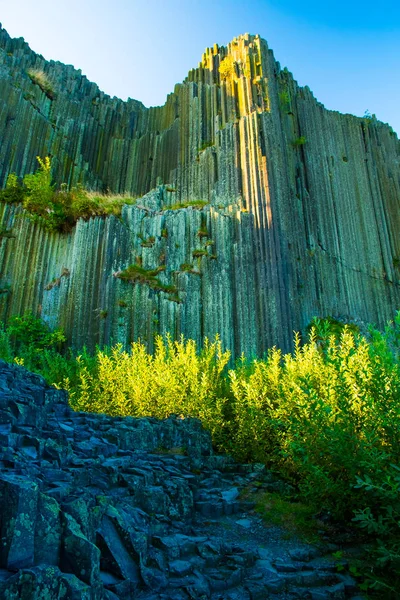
[68,336,230,441]
[114,264,176,294]
[0,157,137,232]
[279,90,290,111]
[0,173,24,204]
[0,225,14,238]
[7,312,65,351]
[0,310,399,592]
[23,156,55,216]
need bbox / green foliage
[114,264,164,283]
[256,492,329,543]
[180,263,194,272]
[292,136,307,147]
[68,336,230,444]
[278,90,291,112]
[0,313,66,372]
[114,264,177,295]
[7,312,65,351]
[192,249,208,258]
[0,157,137,232]
[227,316,400,593]
[197,227,209,238]
[140,236,155,248]
[307,316,359,345]
[0,311,399,592]
[352,465,400,595]
[0,225,14,238]
[23,156,55,218]
[0,173,24,204]
[198,140,214,153]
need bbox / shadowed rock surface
[0,25,399,357]
[0,361,366,599]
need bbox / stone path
[0,360,365,599]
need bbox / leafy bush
[0,311,399,592]
[68,336,231,443]
[0,157,137,232]
[0,174,25,204]
[7,312,65,351]
[23,156,55,217]
[0,313,66,372]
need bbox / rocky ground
[0,360,366,599]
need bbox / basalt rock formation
[0,361,363,599]
[0,25,399,356]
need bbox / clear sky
[1,0,399,134]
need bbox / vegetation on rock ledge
[0,156,137,232]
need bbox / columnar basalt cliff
[0,25,399,356]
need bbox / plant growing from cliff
[291,136,307,147]
[180,263,194,272]
[22,156,56,218]
[114,264,177,295]
[192,249,208,258]
[140,236,155,248]
[164,200,208,211]
[27,68,55,99]
[0,173,24,204]
[197,227,209,238]
[0,157,137,232]
[0,225,14,238]
[278,89,291,113]
[198,140,214,153]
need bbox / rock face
[0,361,363,599]
[0,25,399,356]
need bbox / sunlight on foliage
[0,157,137,232]
[0,311,399,593]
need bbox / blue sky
[1,0,399,134]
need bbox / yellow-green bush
[228,327,400,516]
[1,312,399,593]
[67,336,230,444]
